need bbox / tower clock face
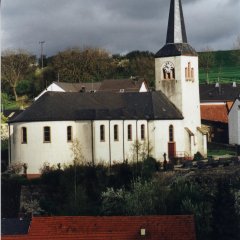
[163,61,174,73]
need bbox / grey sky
[2,0,240,57]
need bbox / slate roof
[99,78,147,92]
[2,110,24,121]
[155,43,198,58]
[166,0,187,44]
[2,215,196,240]
[200,83,240,102]
[200,104,229,123]
[54,81,101,92]
[1,218,31,236]
[9,91,183,123]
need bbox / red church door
[168,142,176,160]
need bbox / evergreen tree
[212,179,240,240]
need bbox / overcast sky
[2,0,240,57]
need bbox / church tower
[155,0,203,156]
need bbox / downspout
[91,121,94,165]
[147,120,150,157]
[8,123,12,166]
[109,120,111,168]
[123,120,125,161]
[136,120,138,164]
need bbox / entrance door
[168,142,176,160]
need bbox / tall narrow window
[169,125,174,142]
[21,127,27,144]
[100,125,105,141]
[67,126,72,142]
[44,126,51,142]
[141,124,145,140]
[114,125,118,141]
[128,124,132,141]
[185,62,194,81]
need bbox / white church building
[8,0,207,175]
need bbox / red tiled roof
[200,104,229,123]
[2,215,196,240]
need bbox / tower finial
[166,0,187,44]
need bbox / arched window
[128,124,132,141]
[141,124,145,140]
[21,127,27,144]
[43,126,51,142]
[169,125,174,142]
[114,125,118,141]
[100,125,105,141]
[67,126,72,142]
[185,62,194,81]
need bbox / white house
[8,0,207,175]
[35,78,148,101]
[229,97,240,145]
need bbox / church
[8,0,207,175]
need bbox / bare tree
[199,47,215,84]
[1,49,36,101]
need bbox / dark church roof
[155,43,197,58]
[155,0,197,58]
[200,83,240,102]
[9,92,183,123]
[1,218,31,235]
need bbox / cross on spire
[166,0,187,44]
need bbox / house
[8,0,207,175]
[199,82,240,143]
[34,81,102,100]
[229,97,240,145]
[1,215,196,240]
[35,78,148,100]
[99,77,148,93]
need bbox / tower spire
[166,0,187,44]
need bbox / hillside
[199,50,240,83]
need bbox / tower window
[67,126,72,142]
[21,127,27,144]
[185,62,194,81]
[100,125,105,142]
[141,124,145,140]
[44,126,51,143]
[114,125,119,141]
[169,125,174,142]
[128,124,132,141]
[162,61,175,80]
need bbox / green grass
[207,149,236,157]
[2,101,20,111]
[199,49,240,83]
[199,66,240,83]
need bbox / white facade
[155,55,206,157]
[9,119,191,174]
[34,83,64,101]
[229,99,240,145]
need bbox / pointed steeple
[155,0,197,57]
[166,0,187,44]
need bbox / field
[199,49,240,83]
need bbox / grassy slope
[199,50,240,83]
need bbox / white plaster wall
[155,55,204,157]
[139,82,148,92]
[10,121,78,174]
[229,99,240,145]
[34,83,65,100]
[149,120,185,161]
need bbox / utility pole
[39,41,46,87]
[39,41,45,69]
